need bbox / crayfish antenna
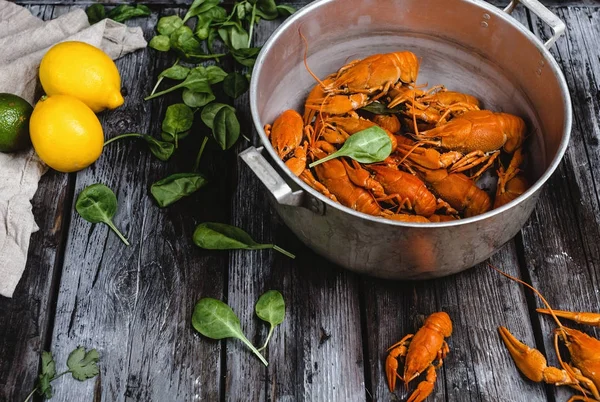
[299,29,327,90]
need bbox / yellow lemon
[30,95,104,172]
[39,41,124,112]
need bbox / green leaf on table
[159,65,190,80]
[212,107,240,150]
[255,290,285,351]
[104,133,174,161]
[231,47,261,67]
[75,184,129,246]
[183,88,215,108]
[192,222,295,258]
[206,66,228,84]
[107,4,151,23]
[66,347,100,381]
[41,351,56,378]
[86,4,106,24]
[201,103,235,129]
[192,298,268,366]
[223,72,249,99]
[308,126,393,168]
[36,351,56,398]
[207,28,219,54]
[149,35,171,52]
[183,0,220,23]
[254,0,278,20]
[276,5,296,17]
[218,23,249,50]
[157,15,183,36]
[162,104,194,146]
[146,64,224,100]
[195,7,228,40]
[151,173,208,207]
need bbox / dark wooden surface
[1,1,599,401]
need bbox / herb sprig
[24,348,99,402]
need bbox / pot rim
[249,0,572,228]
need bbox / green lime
[0,93,33,153]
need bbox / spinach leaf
[183,88,215,108]
[212,107,240,150]
[149,35,171,52]
[308,126,393,168]
[103,133,174,161]
[223,72,249,99]
[201,103,235,129]
[192,222,295,258]
[159,65,190,80]
[192,298,268,366]
[254,0,278,20]
[107,4,151,23]
[195,7,228,40]
[151,173,208,207]
[206,66,228,84]
[85,4,105,24]
[276,5,296,17]
[66,347,100,381]
[183,0,220,23]
[145,65,224,100]
[255,290,285,351]
[218,23,249,50]
[231,47,261,67]
[157,15,184,36]
[75,184,129,246]
[162,104,194,147]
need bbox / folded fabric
[0,1,147,297]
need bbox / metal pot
[241,0,572,279]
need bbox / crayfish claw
[406,365,436,402]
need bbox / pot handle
[239,146,304,207]
[504,0,565,49]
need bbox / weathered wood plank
[223,12,366,402]
[0,6,74,402]
[521,6,600,402]
[44,8,226,401]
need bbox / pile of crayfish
[265,50,530,221]
[494,266,600,401]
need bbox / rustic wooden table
[1,1,599,401]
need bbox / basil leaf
[86,4,106,24]
[151,173,208,207]
[192,222,295,258]
[157,15,184,36]
[192,298,268,366]
[159,65,190,80]
[223,72,249,99]
[149,35,171,52]
[66,347,100,381]
[212,107,240,150]
[201,103,235,129]
[308,126,393,168]
[183,88,216,108]
[75,184,129,246]
[276,5,296,17]
[106,4,151,23]
[231,47,261,67]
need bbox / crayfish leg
[537,309,600,327]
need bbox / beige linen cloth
[0,1,147,297]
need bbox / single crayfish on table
[385,312,453,401]
[264,49,531,222]
[493,266,600,402]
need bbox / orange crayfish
[493,265,600,401]
[385,312,453,401]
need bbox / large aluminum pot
[241,0,572,279]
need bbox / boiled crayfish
[385,312,453,401]
[493,265,600,401]
[264,46,532,221]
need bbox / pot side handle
[239,146,304,207]
[504,0,565,49]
